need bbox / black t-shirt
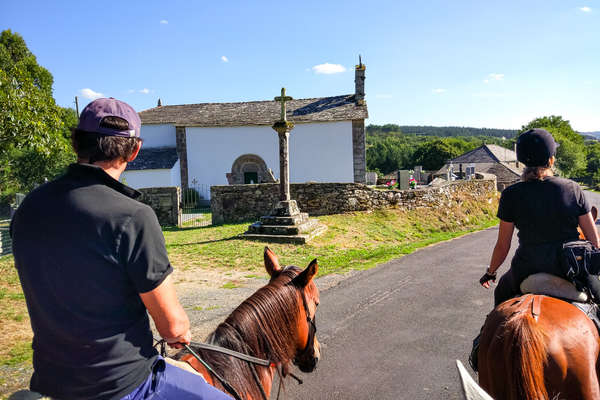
[497,176,591,245]
[10,163,173,400]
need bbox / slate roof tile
[126,147,178,171]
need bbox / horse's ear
[292,259,318,287]
[264,247,282,276]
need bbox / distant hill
[581,131,600,139]
[367,124,518,138]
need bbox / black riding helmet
[516,128,559,167]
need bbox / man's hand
[165,329,192,349]
[479,272,496,289]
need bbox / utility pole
[74,96,80,121]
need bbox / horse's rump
[479,294,600,400]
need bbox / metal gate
[180,184,211,227]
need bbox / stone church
[122,62,369,198]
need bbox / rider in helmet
[470,128,600,370]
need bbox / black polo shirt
[497,176,591,245]
[11,163,173,400]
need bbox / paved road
[285,227,507,400]
[285,191,600,400]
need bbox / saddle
[520,273,600,331]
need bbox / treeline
[366,132,512,174]
[367,124,518,138]
[367,117,600,191]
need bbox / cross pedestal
[242,88,326,244]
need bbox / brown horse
[477,294,600,400]
[175,247,321,400]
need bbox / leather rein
[155,291,316,400]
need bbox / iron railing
[181,184,211,227]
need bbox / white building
[122,62,369,199]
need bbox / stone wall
[211,177,497,225]
[138,187,181,226]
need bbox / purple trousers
[121,357,232,400]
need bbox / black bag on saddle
[560,240,600,299]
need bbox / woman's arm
[480,220,515,288]
[579,211,600,247]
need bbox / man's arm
[139,275,191,348]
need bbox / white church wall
[140,124,176,148]
[185,121,354,196]
[170,160,181,188]
[121,169,174,189]
[186,126,279,189]
[289,121,353,183]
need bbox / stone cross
[274,87,293,122]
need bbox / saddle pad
[7,390,50,400]
[572,302,600,332]
[520,272,588,302]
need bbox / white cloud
[221,55,229,63]
[160,19,169,24]
[579,6,592,12]
[432,88,446,94]
[80,88,103,100]
[375,94,393,99]
[312,63,346,74]
[139,88,150,94]
[127,89,135,93]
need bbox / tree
[520,115,586,178]
[413,139,462,171]
[0,30,75,205]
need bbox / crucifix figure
[274,87,293,122]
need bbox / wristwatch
[486,266,496,276]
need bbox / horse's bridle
[294,291,318,365]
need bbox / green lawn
[0,191,498,373]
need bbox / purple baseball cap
[77,97,141,137]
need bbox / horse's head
[264,247,321,373]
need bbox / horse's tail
[504,307,548,400]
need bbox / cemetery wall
[138,186,181,226]
[211,177,497,224]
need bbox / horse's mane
[187,266,303,399]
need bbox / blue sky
[2,0,599,131]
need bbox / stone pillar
[272,121,294,202]
[352,119,366,184]
[175,126,188,190]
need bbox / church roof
[138,95,368,127]
[126,147,178,171]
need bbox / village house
[121,61,369,199]
[434,144,523,190]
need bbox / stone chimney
[157,98,162,107]
[355,55,366,105]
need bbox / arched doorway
[226,154,276,185]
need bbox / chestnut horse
[175,247,321,400]
[477,294,600,400]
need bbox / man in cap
[11,98,231,399]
